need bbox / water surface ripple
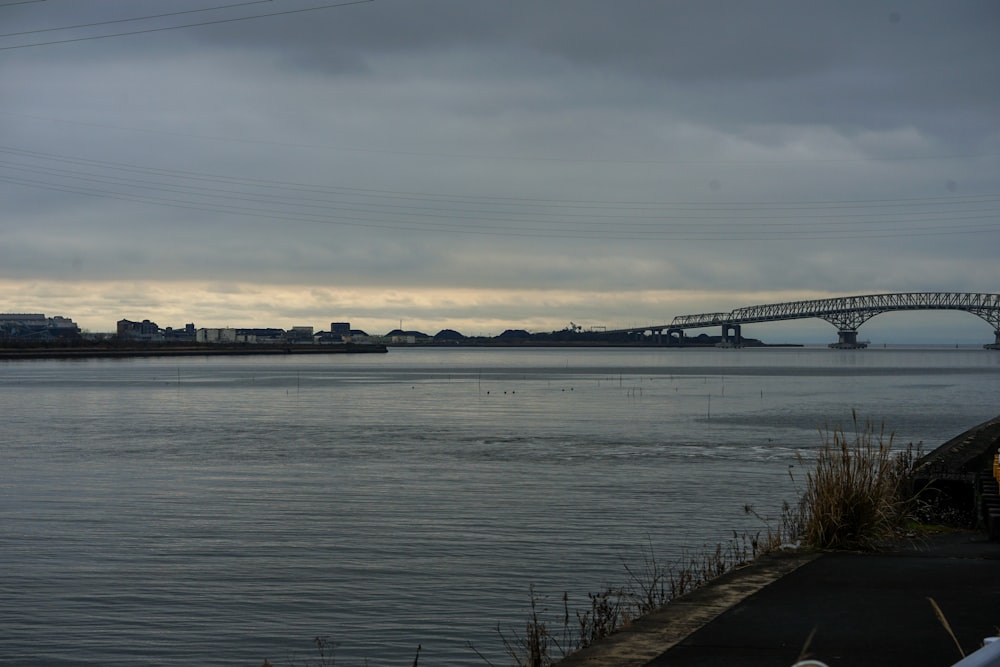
[2,347,998,665]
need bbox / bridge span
[622,292,1000,349]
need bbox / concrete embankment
[556,550,820,666]
[559,416,1000,667]
[911,415,1000,538]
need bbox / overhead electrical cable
[1,146,997,241]
[1,111,995,166]
[1,160,997,228]
[0,0,273,38]
[1,145,997,212]
[2,166,997,241]
[2,171,997,241]
[0,0,374,51]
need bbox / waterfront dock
[559,418,1000,667]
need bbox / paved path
[559,530,1000,667]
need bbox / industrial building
[0,314,80,340]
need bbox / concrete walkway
[559,530,1000,667]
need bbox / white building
[196,328,237,344]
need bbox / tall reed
[799,412,915,550]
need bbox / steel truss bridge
[631,292,1000,349]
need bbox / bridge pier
[829,330,868,349]
[719,323,742,347]
[666,328,685,345]
[987,329,1000,350]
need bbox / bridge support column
[667,328,685,345]
[987,329,1000,350]
[719,324,742,347]
[829,330,867,349]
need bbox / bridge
[624,292,1000,349]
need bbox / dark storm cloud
[189,1,1000,139]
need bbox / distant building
[118,319,201,342]
[196,328,237,344]
[0,313,80,340]
[320,322,354,343]
[117,318,162,341]
[237,328,285,344]
[163,323,197,342]
[385,329,430,341]
[286,326,314,343]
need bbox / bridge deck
[608,292,1000,337]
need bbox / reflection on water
[1,347,998,665]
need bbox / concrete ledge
[556,549,819,667]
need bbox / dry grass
[489,588,572,667]
[798,412,917,551]
[496,530,782,666]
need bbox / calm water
[2,346,999,665]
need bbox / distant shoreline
[0,343,388,360]
[409,340,803,348]
[0,340,807,360]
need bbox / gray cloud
[1,0,998,338]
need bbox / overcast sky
[1,0,998,342]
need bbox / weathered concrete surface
[645,530,1000,667]
[556,550,819,667]
[558,531,1000,667]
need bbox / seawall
[556,415,1000,666]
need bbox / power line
[0,0,374,51]
[0,1,273,38]
[1,146,997,241]
[2,159,998,226]
[2,109,996,167]
[3,170,997,241]
[2,144,997,211]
